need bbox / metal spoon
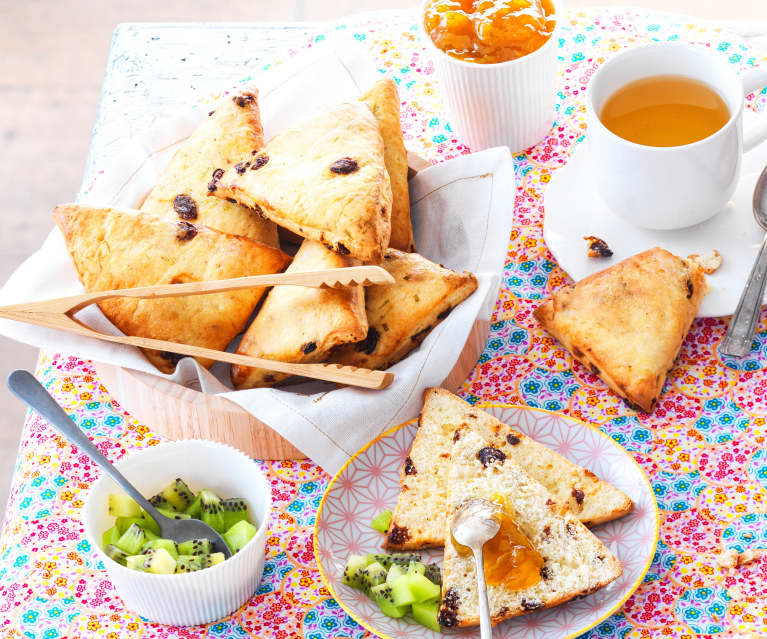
[720,165,767,357]
[451,498,501,639]
[7,369,231,559]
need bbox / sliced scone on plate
[213,101,392,264]
[360,78,415,253]
[53,204,291,374]
[141,89,278,246]
[329,250,478,371]
[384,389,633,550]
[231,239,368,389]
[439,427,622,628]
[533,247,707,412]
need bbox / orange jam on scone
[423,0,556,64]
[454,495,544,588]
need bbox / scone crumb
[715,548,767,573]
[583,235,613,258]
[687,249,722,274]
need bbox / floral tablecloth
[2,7,767,639]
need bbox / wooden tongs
[0,266,395,390]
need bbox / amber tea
[599,75,730,147]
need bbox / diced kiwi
[184,494,202,518]
[142,547,177,574]
[116,516,159,537]
[370,583,408,618]
[104,544,128,566]
[370,509,393,533]
[411,600,441,632]
[362,561,388,592]
[365,552,422,569]
[390,573,440,606]
[342,554,368,590]
[221,498,251,530]
[102,525,120,549]
[159,478,195,512]
[175,555,202,573]
[423,563,442,586]
[141,538,179,560]
[199,489,226,533]
[135,513,161,536]
[143,529,159,542]
[177,538,213,556]
[386,564,405,584]
[115,523,146,555]
[148,493,175,511]
[199,552,225,569]
[407,560,426,576]
[222,519,257,553]
[156,507,190,521]
[126,555,147,571]
[108,494,142,518]
[390,574,417,607]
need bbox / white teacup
[586,43,767,230]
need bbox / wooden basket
[93,318,488,460]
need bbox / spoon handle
[720,233,767,358]
[7,370,164,523]
[472,547,493,639]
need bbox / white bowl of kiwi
[83,439,271,626]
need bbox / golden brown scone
[213,102,392,264]
[141,90,278,246]
[534,247,707,412]
[329,249,477,370]
[360,78,414,252]
[231,240,368,389]
[53,204,290,374]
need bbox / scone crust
[534,247,707,412]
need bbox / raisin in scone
[53,204,290,374]
[385,389,633,550]
[439,427,622,628]
[534,247,707,412]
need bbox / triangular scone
[384,389,633,550]
[141,90,278,246]
[53,204,290,374]
[438,427,622,628]
[534,247,707,412]
[213,102,392,264]
[231,240,368,389]
[329,250,477,370]
[360,78,414,252]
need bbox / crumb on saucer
[583,235,613,258]
[687,250,722,274]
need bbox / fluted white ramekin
[83,440,271,626]
[420,0,563,152]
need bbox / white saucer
[543,126,767,318]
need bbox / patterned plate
[315,404,659,639]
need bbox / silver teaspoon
[7,370,232,558]
[720,165,767,357]
[451,498,501,639]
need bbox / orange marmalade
[454,496,543,589]
[423,0,556,64]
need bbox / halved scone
[141,90,278,246]
[53,204,290,374]
[231,240,368,389]
[360,78,414,252]
[329,250,477,370]
[384,388,633,550]
[534,247,707,412]
[213,101,392,264]
[439,427,622,628]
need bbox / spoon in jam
[451,498,501,639]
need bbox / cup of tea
[586,42,767,230]
[421,0,563,152]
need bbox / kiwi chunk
[104,544,128,566]
[141,538,179,560]
[423,563,442,586]
[157,507,191,521]
[365,552,421,570]
[199,489,226,533]
[108,494,142,518]
[221,498,251,530]
[222,519,257,553]
[115,523,145,555]
[342,554,368,590]
[148,493,175,511]
[142,547,177,574]
[362,561,388,593]
[177,538,213,556]
[411,600,441,632]
[160,478,196,512]
[175,555,203,573]
[102,526,120,549]
[116,516,158,536]
[386,563,405,584]
[184,494,202,518]
[126,555,147,571]
[407,560,426,576]
[370,509,392,533]
[199,552,226,569]
[370,583,408,618]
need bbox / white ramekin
[83,440,271,626]
[420,0,563,153]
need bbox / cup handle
[742,67,767,152]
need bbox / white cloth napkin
[0,38,514,474]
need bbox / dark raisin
[437,306,453,320]
[232,94,255,107]
[251,154,269,170]
[176,221,198,242]
[329,157,359,174]
[686,279,693,298]
[506,434,521,445]
[521,599,543,611]
[387,525,410,546]
[301,342,317,355]
[263,374,276,383]
[404,456,417,475]
[226,197,237,203]
[207,168,225,192]
[545,498,554,506]
[566,523,575,536]
[252,204,266,218]
[438,610,458,628]
[453,429,461,443]
[160,351,182,364]
[468,413,477,419]
[173,194,198,220]
[234,161,250,174]
[590,364,600,376]
[208,109,215,116]
[542,525,551,536]
[355,327,379,354]
[411,326,432,345]
[443,588,460,610]
[572,488,585,505]
[573,347,584,357]
[336,242,350,255]
[477,447,506,468]
[540,565,552,580]
[498,606,509,616]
